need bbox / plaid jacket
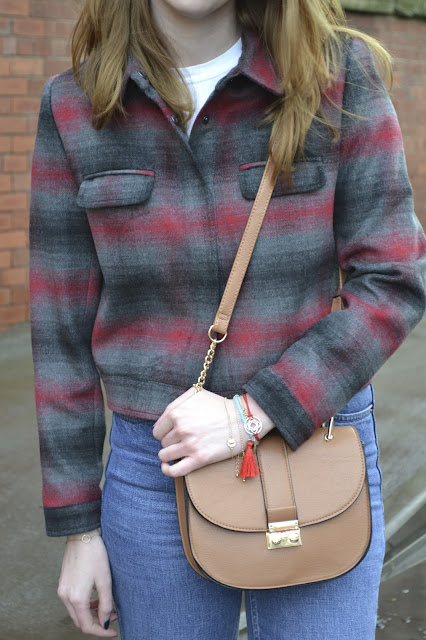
[29,26,426,536]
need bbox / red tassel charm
[239,440,260,478]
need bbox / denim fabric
[101,383,385,639]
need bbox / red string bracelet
[242,393,261,443]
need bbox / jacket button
[202,114,210,124]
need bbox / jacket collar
[121,24,283,98]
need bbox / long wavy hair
[71,0,393,188]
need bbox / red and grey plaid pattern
[29,26,426,536]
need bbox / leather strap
[256,434,297,524]
[211,155,346,336]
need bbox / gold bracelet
[232,400,246,481]
[65,529,101,544]
[224,397,239,477]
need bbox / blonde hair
[71,0,394,189]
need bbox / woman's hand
[57,531,118,637]
[152,388,275,477]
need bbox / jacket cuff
[43,499,102,537]
[242,368,315,451]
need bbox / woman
[29,0,426,638]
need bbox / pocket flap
[239,158,326,200]
[77,169,155,209]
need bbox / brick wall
[0,5,425,331]
[0,0,78,330]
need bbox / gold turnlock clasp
[321,415,335,441]
[266,520,302,549]
[193,325,227,393]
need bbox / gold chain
[193,340,217,392]
[193,326,227,393]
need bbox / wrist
[66,526,101,542]
[244,393,275,436]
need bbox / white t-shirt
[177,37,242,137]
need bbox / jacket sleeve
[243,36,426,450]
[29,75,106,536]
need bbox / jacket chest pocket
[76,169,155,210]
[239,157,326,200]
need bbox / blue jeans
[101,383,386,639]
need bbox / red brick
[3,155,28,172]
[11,286,29,304]
[44,20,74,38]
[0,304,27,324]
[0,17,11,34]
[0,288,10,305]
[0,97,11,114]
[11,246,28,267]
[33,37,49,56]
[10,57,44,76]
[0,59,10,74]
[0,230,26,251]
[14,18,45,37]
[0,193,27,212]
[28,77,46,97]
[12,97,40,114]
[50,37,70,57]
[32,0,78,20]
[12,172,31,191]
[44,58,71,76]
[26,114,39,134]
[0,116,27,134]
[0,213,12,231]
[12,135,34,152]
[0,174,12,191]
[0,136,12,152]
[0,0,30,15]
[0,77,28,95]
[11,210,29,229]
[0,36,17,54]
[16,37,34,55]
[0,267,27,286]
[0,252,11,268]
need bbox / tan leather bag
[174,154,371,590]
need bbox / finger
[152,410,174,441]
[161,456,204,477]
[62,600,81,629]
[89,599,117,619]
[73,601,117,637]
[97,582,115,631]
[158,441,188,463]
[153,388,197,439]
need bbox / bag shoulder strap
[211,155,346,336]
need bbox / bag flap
[184,426,365,532]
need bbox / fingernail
[104,618,110,630]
